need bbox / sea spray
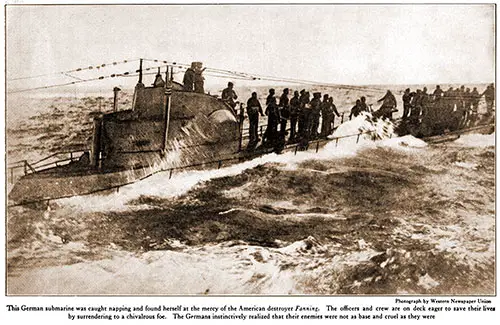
[8,129,495,295]
[452,133,495,147]
[329,112,395,140]
[58,113,398,213]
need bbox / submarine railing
[8,121,495,207]
[7,129,377,205]
[7,150,88,183]
[238,112,346,139]
[6,120,366,184]
[8,116,492,185]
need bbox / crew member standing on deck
[359,96,369,113]
[432,85,443,101]
[451,88,459,111]
[279,88,290,140]
[471,87,480,112]
[482,84,495,115]
[328,97,340,132]
[183,63,195,92]
[455,87,467,129]
[263,90,280,147]
[350,99,362,119]
[462,88,473,127]
[265,88,276,115]
[289,90,300,142]
[153,68,166,88]
[246,92,265,149]
[320,94,330,138]
[442,87,455,119]
[470,87,480,124]
[309,92,322,139]
[464,88,473,110]
[409,89,422,123]
[421,87,429,117]
[377,90,397,119]
[321,95,338,137]
[221,82,238,109]
[298,90,310,138]
[402,88,414,119]
[193,63,206,94]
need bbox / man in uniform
[193,63,206,93]
[298,90,310,138]
[246,92,265,149]
[279,88,290,140]
[402,88,414,119]
[442,87,455,127]
[421,87,429,116]
[464,88,473,111]
[328,97,341,130]
[432,85,443,101]
[183,63,195,91]
[454,87,467,129]
[482,84,495,115]
[153,68,166,87]
[320,94,331,138]
[221,82,238,110]
[289,90,300,142]
[265,88,276,115]
[321,95,340,137]
[263,90,280,147]
[409,89,422,124]
[359,96,369,113]
[350,99,362,119]
[471,87,480,112]
[462,88,473,127]
[377,90,397,119]
[309,92,322,139]
[453,87,461,111]
[470,87,481,125]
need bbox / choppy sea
[5,89,495,295]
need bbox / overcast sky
[5,4,495,91]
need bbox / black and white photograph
[3,3,496,299]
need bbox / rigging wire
[7,62,169,94]
[8,57,392,94]
[143,58,388,91]
[7,58,140,81]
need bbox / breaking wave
[6,95,495,295]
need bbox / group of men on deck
[401,84,495,132]
[215,82,343,150]
[349,91,398,120]
[243,88,341,150]
[182,66,494,147]
[182,62,206,93]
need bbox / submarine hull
[8,165,155,205]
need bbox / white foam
[330,112,394,140]
[8,236,388,295]
[417,273,440,290]
[58,113,396,213]
[453,133,495,147]
[379,135,428,149]
[7,242,301,295]
[454,161,478,170]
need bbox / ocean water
[5,89,495,295]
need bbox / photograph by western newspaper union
[1,1,498,324]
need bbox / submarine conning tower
[90,59,241,170]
